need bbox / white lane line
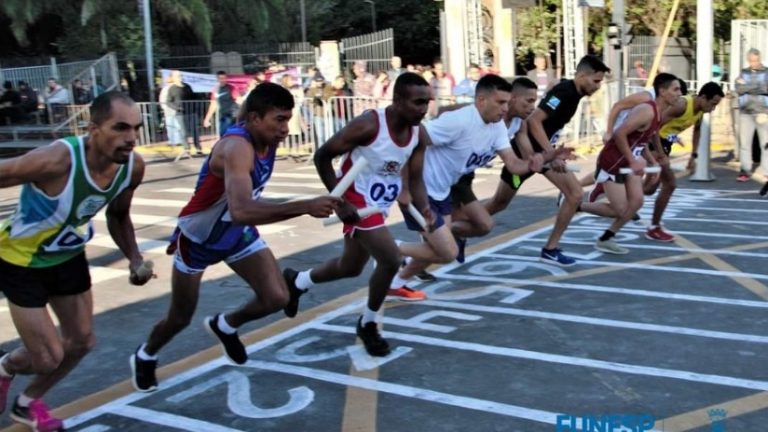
[518,238,768,259]
[244,360,560,425]
[88,233,169,255]
[572,221,768,240]
[91,212,294,235]
[433,273,768,309]
[90,266,129,284]
[158,187,313,201]
[419,300,768,344]
[487,253,768,281]
[109,405,243,432]
[317,323,768,392]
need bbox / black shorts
[450,172,478,206]
[0,253,92,308]
[658,137,673,156]
[499,139,539,190]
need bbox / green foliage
[515,0,559,61]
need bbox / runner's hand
[551,158,567,173]
[528,153,544,173]
[129,259,155,286]
[336,200,362,225]
[630,158,647,175]
[307,196,342,218]
[422,206,437,233]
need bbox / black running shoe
[356,317,391,357]
[282,268,306,318]
[760,181,768,197]
[414,270,437,282]
[129,347,158,392]
[455,236,467,263]
[204,314,247,364]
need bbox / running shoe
[10,398,64,432]
[595,239,629,254]
[0,351,12,414]
[129,347,158,393]
[386,287,427,301]
[356,317,391,357]
[540,248,576,267]
[204,314,247,365]
[760,181,768,197]
[414,271,437,282]
[588,183,605,203]
[645,226,675,242]
[455,236,467,263]
[737,172,750,182]
[282,268,305,318]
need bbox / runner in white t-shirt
[391,75,555,296]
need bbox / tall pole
[141,0,155,100]
[691,0,714,181]
[364,0,376,32]
[612,0,625,99]
[300,0,307,42]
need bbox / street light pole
[140,0,155,100]
[300,0,307,42]
[363,0,377,32]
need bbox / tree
[514,0,559,62]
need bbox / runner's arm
[605,91,653,138]
[406,125,432,215]
[614,104,653,172]
[497,147,542,175]
[0,141,70,188]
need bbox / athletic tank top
[659,95,702,141]
[598,101,661,175]
[338,109,419,212]
[176,123,276,249]
[0,136,133,267]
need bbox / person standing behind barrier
[165,71,192,155]
[43,78,70,123]
[352,60,376,116]
[129,83,340,392]
[306,75,328,148]
[158,76,184,148]
[735,48,768,182]
[203,71,240,137]
[527,55,556,101]
[453,63,481,104]
[175,75,203,156]
[0,92,152,431]
[326,75,352,133]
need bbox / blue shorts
[401,195,451,232]
[173,226,267,274]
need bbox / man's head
[170,70,183,86]
[653,72,682,105]
[433,60,445,75]
[18,81,28,90]
[73,79,82,88]
[391,72,431,126]
[47,78,57,89]
[696,82,725,113]
[353,61,367,78]
[216,71,228,86]
[634,60,645,70]
[467,63,481,82]
[534,55,547,71]
[88,91,142,164]
[747,48,762,70]
[242,82,294,146]
[332,75,346,89]
[3,81,12,91]
[574,55,610,96]
[508,77,538,119]
[474,74,512,123]
[391,56,402,70]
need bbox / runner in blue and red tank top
[581,73,682,254]
[130,83,340,393]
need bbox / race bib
[43,223,94,252]
[366,176,400,208]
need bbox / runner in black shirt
[513,55,610,266]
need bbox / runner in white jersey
[283,73,434,356]
[391,75,557,294]
[0,92,152,431]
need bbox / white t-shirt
[424,105,510,200]
[508,117,523,139]
[613,88,656,131]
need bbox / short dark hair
[698,81,725,99]
[244,81,294,117]
[511,77,537,92]
[393,72,429,100]
[678,79,688,95]
[217,70,227,76]
[576,55,611,74]
[476,74,513,95]
[653,72,678,95]
[90,91,136,125]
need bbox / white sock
[390,274,412,289]
[217,314,237,334]
[361,306,379,325]
[0,354,12,377]
[17,393,33,407]
[295,270,314,291]
[137,344,157,361]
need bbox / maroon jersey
[597,101,661,175]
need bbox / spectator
[0,81,24,124]
[72,79,92,105]
[280,74,305,139]
[43,78,70,123]
[203,70,240,137]
[527,54,556,101]
[17,81,38,114]
[387,56,405,82]
[735,48,768,181]
[351,60,376,115]
[159,76,185,148]
[630,60,649,80]
[326,75,352,131]
[431,60,455,107]
[453,63,481,103]
[306,75,328,146]
[373,71,391,108]
[171,71,202,155]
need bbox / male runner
[130,83,339,392]
[390,75,554,294]
[514,55,611,266]
[580,73,681,254]
[282,72,434,356]
[0,92,152,431]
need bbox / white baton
[407,203,428,231]
[322,206,382,226]
[329,158,368,198]
[619,166,661,174]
